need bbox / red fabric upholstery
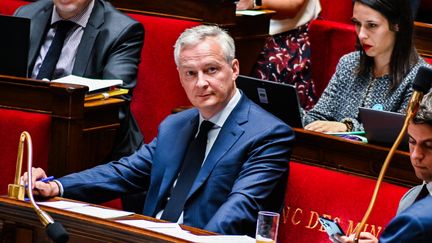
[319,0,353,24]
[128,13,199,142]
[0,109,50,195]
[0,0,30,15]
[279,162,409,243]
[425,57,432,64]
[309,19,357,98]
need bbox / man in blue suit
[337,196,432,243]
[25,25,295,236]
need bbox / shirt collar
[51,0,95,27]
[199,88,241,128]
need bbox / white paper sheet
[116,219,255,242]
[37,200,88,209]
[66,205,134,219]
[52,75,123,92]
[236,10,267,16]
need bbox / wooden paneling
[0,196,213,242]
[0,75,122,177]
[292,128,419,187]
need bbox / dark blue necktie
[414,184,429,203]
[36,20,75,80]
[161,120,214,222]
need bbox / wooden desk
[292,128,420,187]
[110,0,274,76]
[0,196,212,242]
[0,75,122,177]
[414,21,432,58]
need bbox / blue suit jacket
[380,195,432,242]
[59,94,295,235]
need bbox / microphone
[406,66,432,115]
[8,132,69,243]
[354,66,432,242]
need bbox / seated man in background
[24,25,295,236]
[14,0,145,159]
[337,90,432,242]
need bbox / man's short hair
[173,25,235,66]
[413,91,432,125]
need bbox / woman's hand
[236,0,254,10]
[304,121,348,133]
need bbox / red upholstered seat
[425,57,432,64]
[319,0,353,24]
[0,0,30,15]
[0,108,50,195]
[309,19,357,98]
[128,13,199,142]
[279,161,408,243]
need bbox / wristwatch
[253,0,262,9]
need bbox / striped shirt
[31,0,95,80]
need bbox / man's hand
[305,121,348,133]
[334,232,378,243]
[21,167,59,198]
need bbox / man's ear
[231,59,240,79]
[393,24,399,32]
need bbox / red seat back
[309,19,357,98]
[0,108,50,194]
[319,0,353,24]
[0,0,30,15]
[278,161,408,243]
[128,13,199,142]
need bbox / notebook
[359,107,408,150]
[0,15,30,78]
[236,75,303,128]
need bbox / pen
[39,176,55,183]
[24,176,55,188]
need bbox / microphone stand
[353,108,416,242]
[353,66,432,242]
[8,131,69,243]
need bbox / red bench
[278,161,408,243]
[127,13,199,142]
[0,108,50,195]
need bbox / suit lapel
[187,95,249,199]
[157,115,199,201]
[28,5,52,73]
[72,0,103,76]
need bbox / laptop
[359,107,408,150]
[0,15,30,78]
[236,75,303,128]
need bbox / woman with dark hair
[303,0,431,133]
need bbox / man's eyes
[207,67,218,74]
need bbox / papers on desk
[52,75,123,92]
[38,200,134,219]
[37,200,89,209]
[117,219,255,243]
[67,205,134,219]
[236,10,267,16]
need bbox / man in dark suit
[25,25,295,236]
[14,0,144,159]
[378,195,432,242]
